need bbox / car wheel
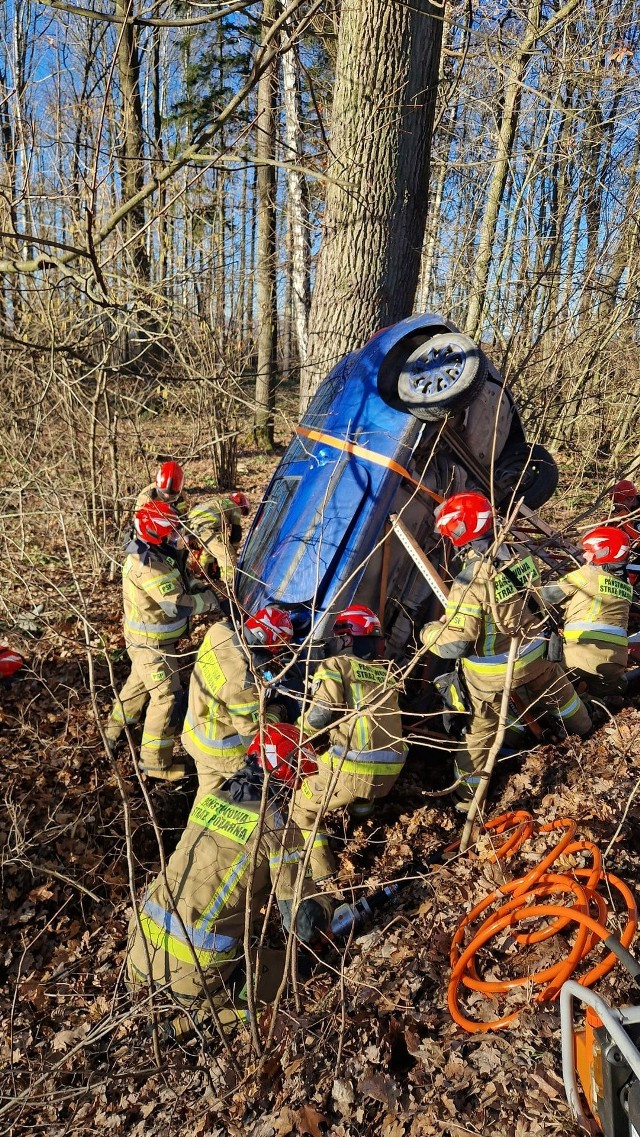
[495,443,559,511]
[396,332,488,421]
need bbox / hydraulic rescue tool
[331,882,402,940]
[561,965,640,1137]
[329,842,453,941]
[443,810,640,1134]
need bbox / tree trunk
[114,0,149,281]
[282,38,310,369]
[300,0,444,410]
[150,15,166,291]
[254,0,279,450]
[464,0,541,341]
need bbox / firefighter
[421,492,592,809]
[611,480,640,547]
[540,526,632,701]
[105,501,220,779]
[182,604,294,800]
[184,491,249,581]
[126,724,331,1041]
[290,605,407,880]
[135,460,190,517]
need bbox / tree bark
[114,0,149,281]
[282,37,310,370]
[300,0,444,410]
[254,0,279,450]
[464,0,581,341]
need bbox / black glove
[188,579,211,595]
[266,700,288,723]
[277,898,330,945]
[217,595,232,617]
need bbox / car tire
[396,332,488,421]
[495,443,559,511]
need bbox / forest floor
[2,409,640,1137]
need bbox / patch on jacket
[199,650,226,693]
[190,795,258,844]
[351,661,390,685]
[494,556,539,602]
[448,612,467,630]
[598,576,633,602]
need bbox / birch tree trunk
[300,0,444,410]
[254,0,278,450]
[282,39,310,370]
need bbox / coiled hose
[448,811,638,1033]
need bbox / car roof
[236,315,459,636]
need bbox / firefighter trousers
[106,642,184,772]
[291,747,406,880]
[189,759,248,805]
[566,663,626,700]
[564,642,628,700]
[456,662,591,797]
[127,922,286,1038]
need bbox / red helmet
[247,724,317,787]
[230,491,250,516]
[0,647,24,679]
[333,605,382,638]
[134,500,180,546]
[581,526,630,564]
[434,492,493,547]
[612,480,638,509]
[244,606,294,652]
[155,461,185,498]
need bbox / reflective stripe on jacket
[181,621,278,764]
[122,543,210,647]
[463,636,548,677]
[184,497,241,576]
[300,654,406,757]
[541,564,631,664]
[319,745,406,777]
[187,496,242,538]
[133,791,312,979]
[422,550,547,694]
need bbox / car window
[241,475,301,574]
[268,457,372,606]
[301,353,356,428]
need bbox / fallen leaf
[294,1105,327,1137]
[358,1071,400,1110]
[272,1108,296,1137]
[51,1023,90,1051]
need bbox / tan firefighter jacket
[421,550,548,696]
[182,620,282,767]
[540,563,632,670]
[128,788,322,988]
[122,538,218,647]
[135,483,190,517]
[185,496,242,575]
[299,653,407,779]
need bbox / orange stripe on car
[296,426,443,503]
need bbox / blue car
[236,314,557,660]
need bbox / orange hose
[447,812,638,1033]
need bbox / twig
[19,859,104,905]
